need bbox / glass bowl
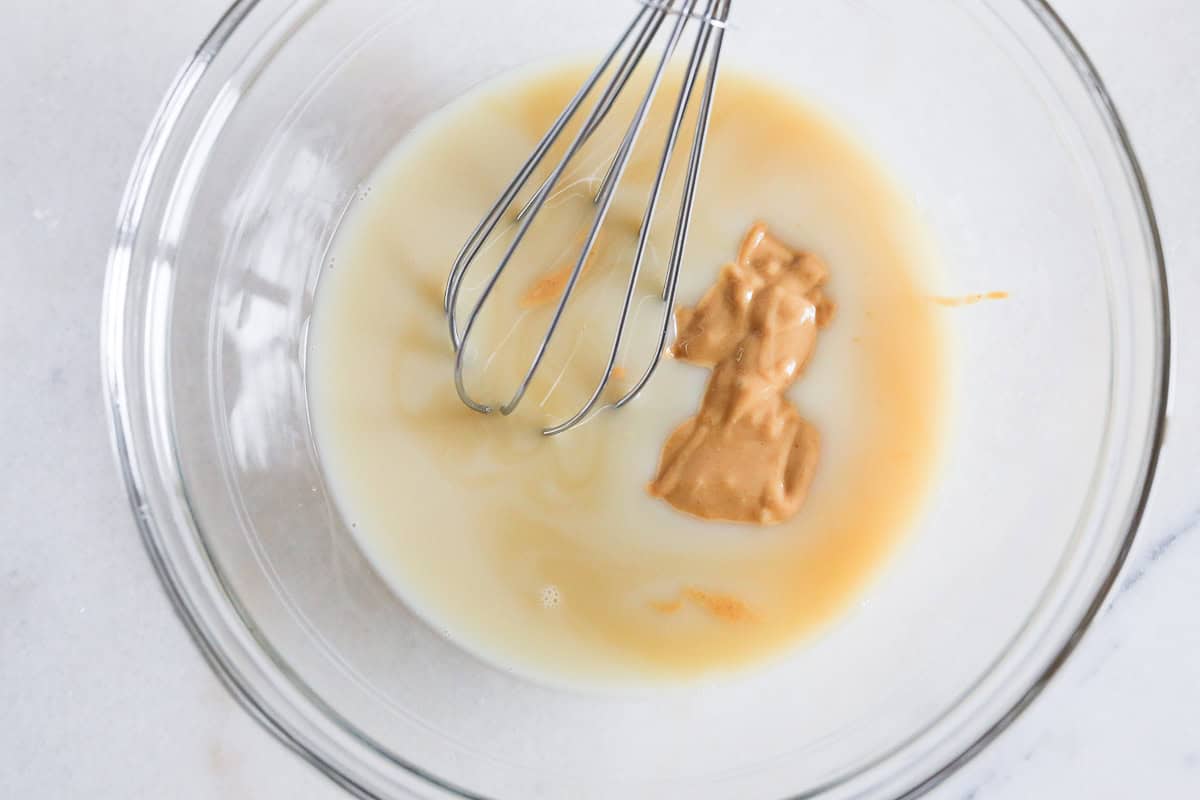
[102,1,1169,798]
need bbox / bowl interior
[117,0,1165,797]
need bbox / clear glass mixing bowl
[102,1,1169,798]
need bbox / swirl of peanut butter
[648,223,835,525]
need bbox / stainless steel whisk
[444,0,731,435]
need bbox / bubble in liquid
[540,584,562,609]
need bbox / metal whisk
[444,0,731,435]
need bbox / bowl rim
[101,1,1171,798]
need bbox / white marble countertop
[3,0,1198,797]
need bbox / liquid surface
[309,63,948,685]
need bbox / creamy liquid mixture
[309,63,947,685]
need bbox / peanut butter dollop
[648,223,835,525]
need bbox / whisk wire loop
[445,0,731,430]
